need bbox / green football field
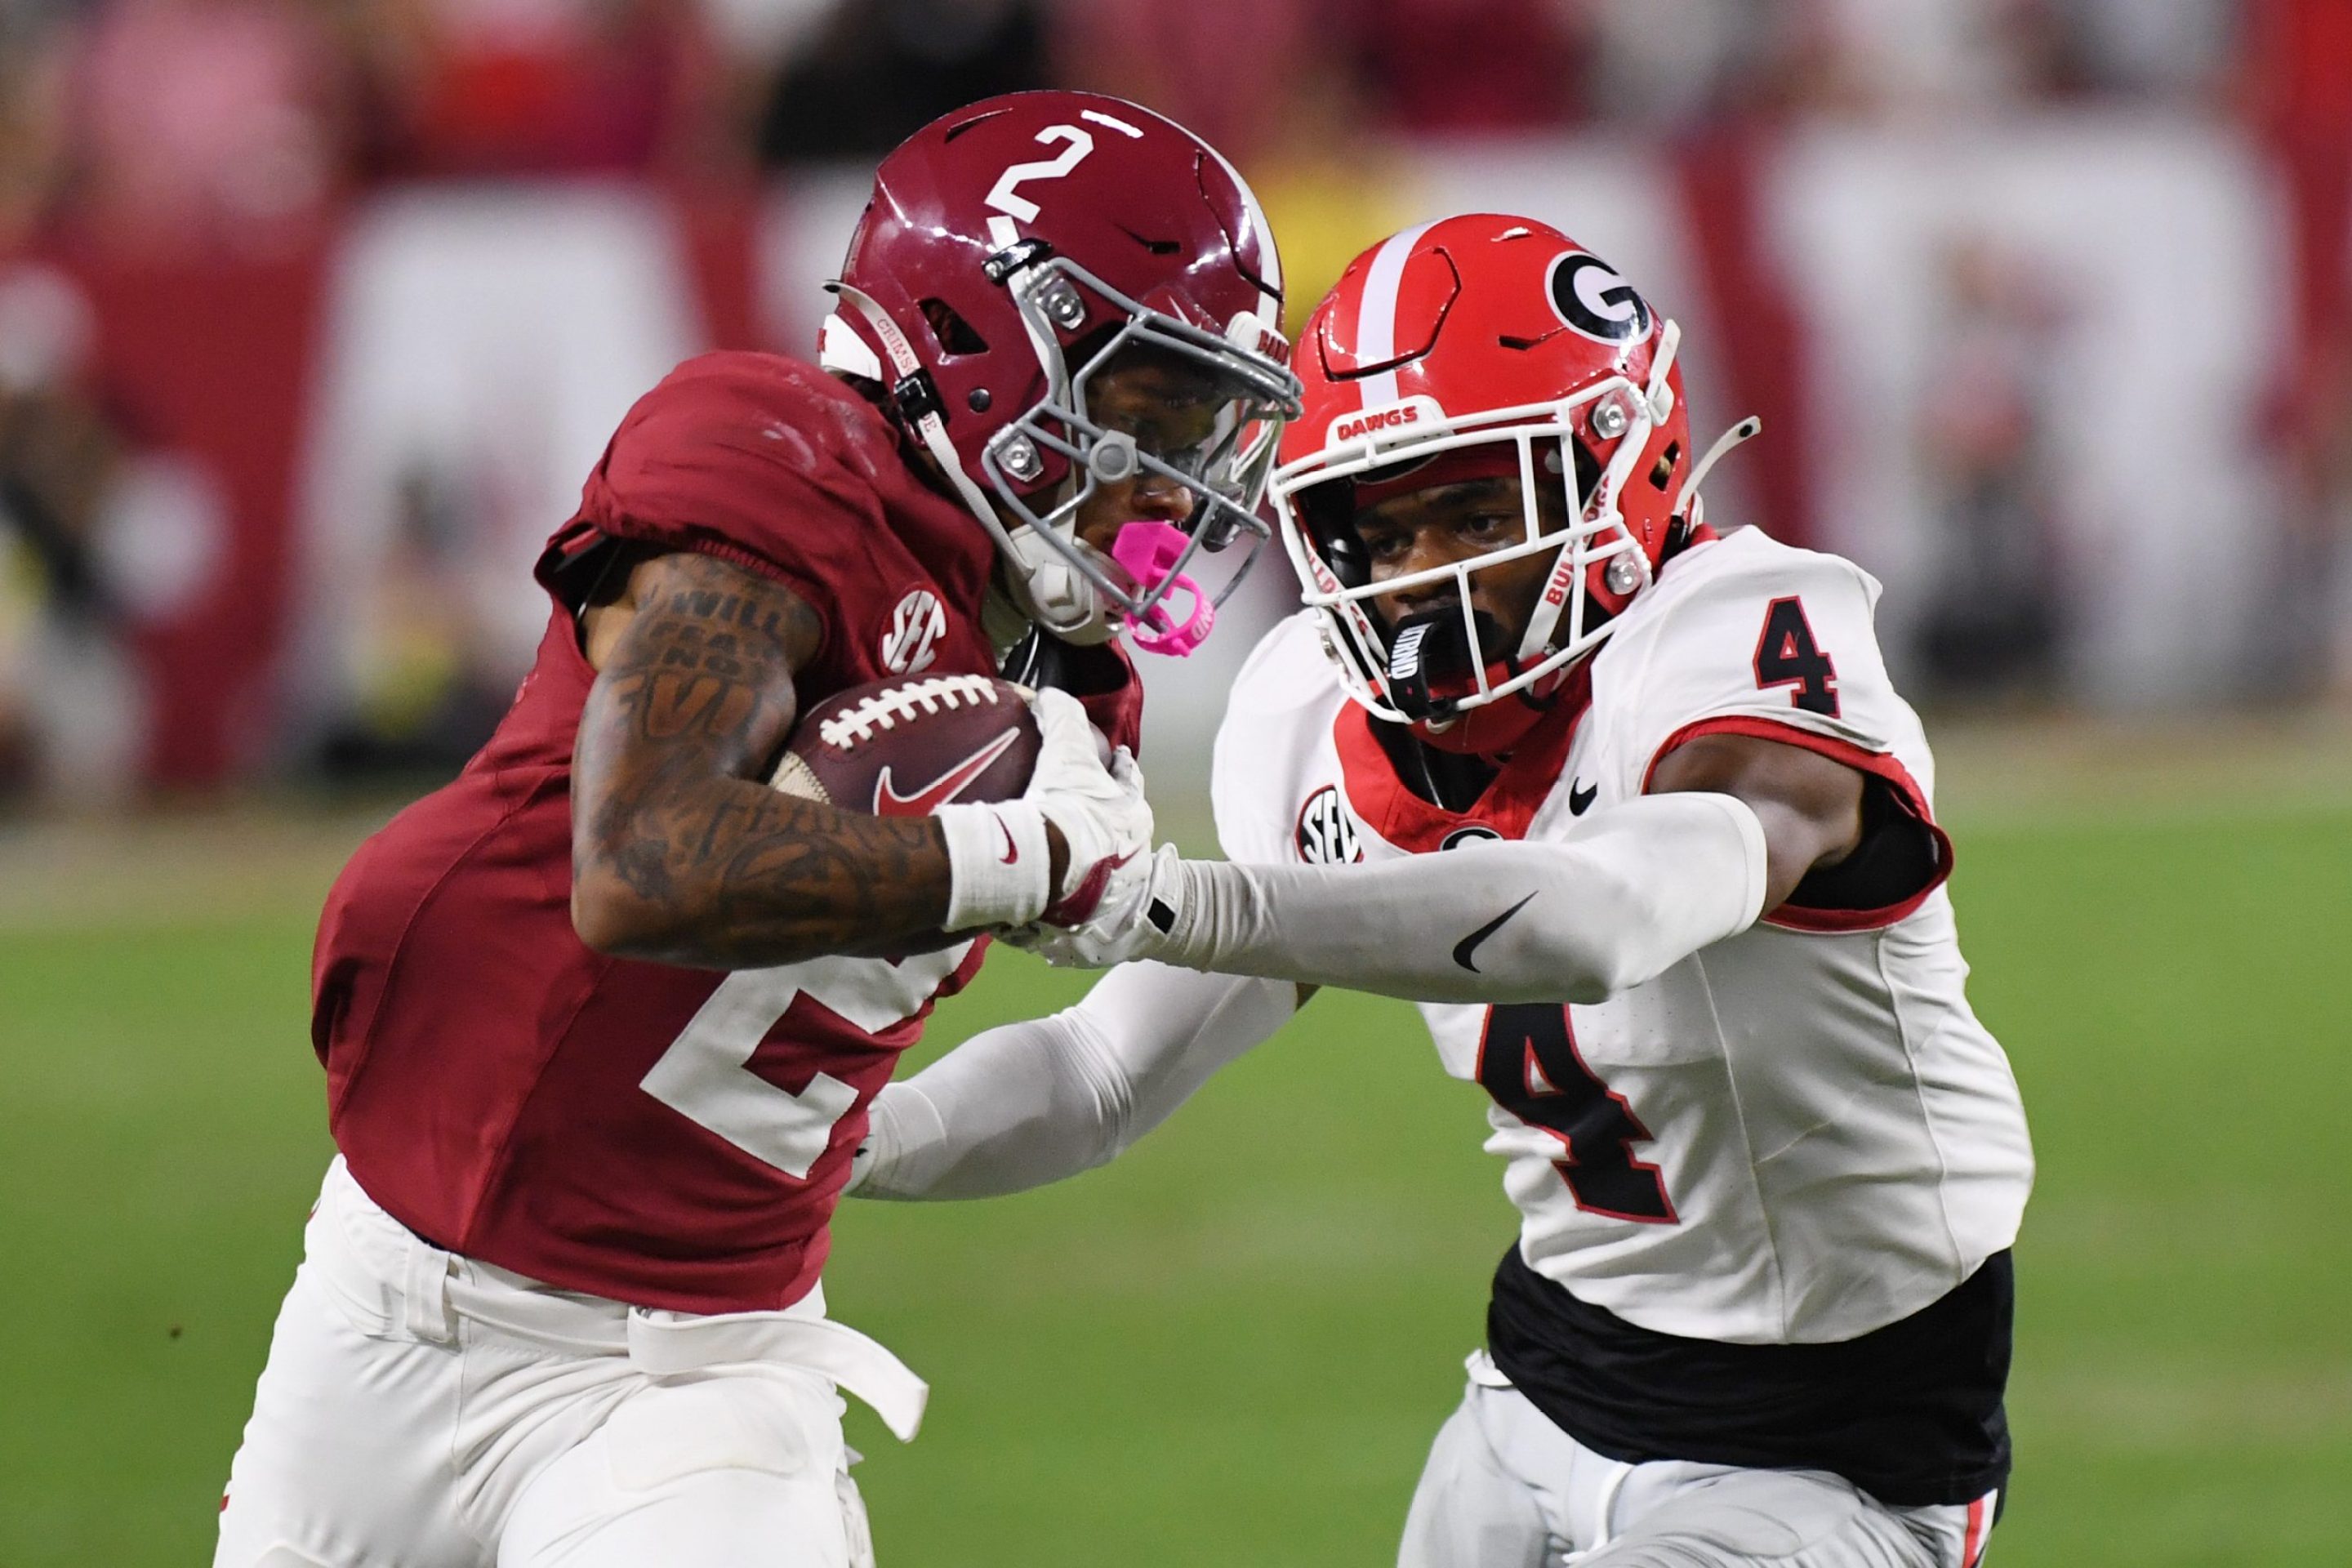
[5,755,2350,1566]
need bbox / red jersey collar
[1334,664,1592,854]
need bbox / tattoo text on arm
[571,550,959,968]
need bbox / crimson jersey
[313,352,1143,1314]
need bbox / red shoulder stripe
[1642,715,1953,933]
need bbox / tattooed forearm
[570,550,959,969]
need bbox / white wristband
[937,800,1054,930]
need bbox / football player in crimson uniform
[213,92,1297,1568]
[854,216,2032,1568]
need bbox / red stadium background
[1,0,2347,800]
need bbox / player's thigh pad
[1580,1468,1940,1568]
[1398,1384,1564,1568]
[497,1365,869,1568]
[213,1264,481,1568]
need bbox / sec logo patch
[1295,785,1363,864]
[882,590,947,675]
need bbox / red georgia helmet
[1273,214,1754,736]
[826,91,1301,646]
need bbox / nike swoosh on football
[1570,780,1597,815]
[872,728,1022,817]
[1453,892,1538,973]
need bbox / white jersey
[1211,527,2033,1347]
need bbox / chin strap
[828,285,995,520]
[829,283,1111,642]
[979,579,1034,657]
[1672,415,1762,523]
[1512,319,1682,665]
[1000,529,1121,646]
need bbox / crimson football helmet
[825,91,1302,647]
[1273,214,1756,742]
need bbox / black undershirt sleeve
[1782,776,1942,916]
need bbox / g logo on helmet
[1546,251,1652,345]
[882,589,947,675]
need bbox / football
[772,673,1040,816]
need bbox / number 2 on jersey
[1477,1004,1677,1224]
[640,944,971,1180]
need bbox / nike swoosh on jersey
[1570,780,1597,815]
[1452,891,1538,973]
[872,728,1022,817]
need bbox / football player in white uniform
[852,216,2034,1568]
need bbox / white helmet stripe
[829,281,1004,536]
[1352,220,1437,410]
[1080,108,1144,139]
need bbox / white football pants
[1399,1360,2000,1568]
[214,1159,927,1568]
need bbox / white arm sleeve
[854,962,1298,1200]
[1143,791,1770,1005]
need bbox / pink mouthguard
[1110,521,1214,657]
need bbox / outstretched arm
[1055,734,1865,1005]
[1647,732,1864,913]
[853,964,1306,1200]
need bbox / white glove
[1025,687,1154,924]
[936,688,1151,931]
[1007,841,1186,967]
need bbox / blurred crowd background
[0,0,2347,810]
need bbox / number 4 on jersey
[1753,596,1839,716]
[1477,1004,1677,1224]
